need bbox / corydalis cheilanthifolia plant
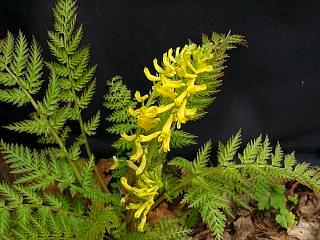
[1,0,320,239]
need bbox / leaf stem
[5,66,82,182]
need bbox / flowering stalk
[116,41,217,231]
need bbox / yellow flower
[120,173,161,232]
[110,156,119,170]
[128,107,139,117]
[162,52,175,71]
[127,160,138,171]
[153,84,177,99]
[153,58,164,73]
[167,48,176,63]
[121,132,137,141]
[156,102,175,114]
[158,114,173,152]
[130,141,144,161]
[136,153,147,175]
[138,117,160,131]
[176,99,187,129]
[161,75,185,89]
[137,131,161,143]
[176,99,197,129]
[174,90,188,106]
[135,91,149,103]
[144,67,160,81]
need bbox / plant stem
[7,203,82,217]
[5,66,82,182]
[74,95,109,193]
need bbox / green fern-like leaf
[217,130,241,166]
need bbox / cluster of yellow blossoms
[119,43,214,232]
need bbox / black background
[0,0,320,164]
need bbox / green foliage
[1,0,319,239]
[275,208,296,229]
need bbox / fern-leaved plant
[0,0,320,239]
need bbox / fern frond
[0,32,15,70]
[10,31,28,78]
[192,140,212,173]
[5,117,50,136]
[78,78,96,109]
[271,142,284,167]
[83,111,100,136]
[217,130,241,166]
[170,130,197,149]
[238,135,262,164]
[146,218,192,240]
[0,88,30,106]
[25,37,43,95]
[169,157,194,175]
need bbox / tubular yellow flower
[161,75,185,89]
[140,106,158,118]
[174,90,188,106]
[185,107,197,117]
[130,141,144,161]
[127,160,139,171]
[137,215,147,232]
[176,99,187,129]
[158,114,173,152]
[153,58,164,73]
[138,131,161,143]
[110,156,119,170]
[128,107,139,117]
[136,153,147,175]
[168,48,176,63]
[135,91,149,103]
[156,102,175,114]
[138,116,160,131]
[162,53,175,71]
[121,132,137,142]
[153,84,177,99]
[120,177,133,191]
[196,64,213,74]
[144,67,160,81]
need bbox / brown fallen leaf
[232,216,255,240]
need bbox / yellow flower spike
[120,177,133,191]
[177,99,187,129]
[130,142,144,161]
[156,102,175,114]
[153,58,164,73]
[135,91,149,103]
[136,153,147,175]
[110,156,119,170]
[161,75,185,89]
[153,84,177,99]
[168,48,176,63]
[162,53,175,71]
[127,160,139,171]
[120,132,137,142]
[138,131,161,143]
[144,67,160,81]
[174,90,188,106]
